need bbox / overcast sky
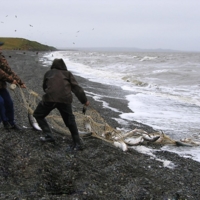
[1,0,200,51]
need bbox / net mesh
[11,85,200,148]
[16,86,120,142]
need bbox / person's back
[42,58,87,104]
[43,68,73,103]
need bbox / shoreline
[1,50,200,199]
[74,74,156,132]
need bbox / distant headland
[0,37,57,51]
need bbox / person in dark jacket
[33,58,89,150]
[0,41,26,130]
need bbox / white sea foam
[131,145,176,169]
[86,91,122,113]
[140,56,157,61]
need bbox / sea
[39,49,200,164]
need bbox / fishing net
[13,85,120,143]
[11,85,200,149]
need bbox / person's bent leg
[33,101,55,140]
[2,89,14,125]
[0,93,9,129]
[0,93,8,122]
[57,103,84,150]
[0,89,23,131]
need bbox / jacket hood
[51,58,67,70]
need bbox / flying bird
[15,15,17,18]
[29,24,33,27]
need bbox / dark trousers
[33,101,81,145]
[0,88,15,125]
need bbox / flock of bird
[1,15,34,33]
[1,14,95,46]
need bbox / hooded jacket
[42,58,87,104]
[0,53,24,89]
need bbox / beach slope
[0,50,200,199]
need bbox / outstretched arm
[69,72,88,104]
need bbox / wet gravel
[0,50,200,200]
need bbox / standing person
[33,58,89,150]
[0,41,26,130]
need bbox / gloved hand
[82,105,87,115]
[82,101,89,115]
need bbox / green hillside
[0,37,57,51]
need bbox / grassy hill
[0,37,57,51]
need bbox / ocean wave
[122,76,148,87]
[140,56,157,61]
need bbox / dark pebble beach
[0,50,200,200]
